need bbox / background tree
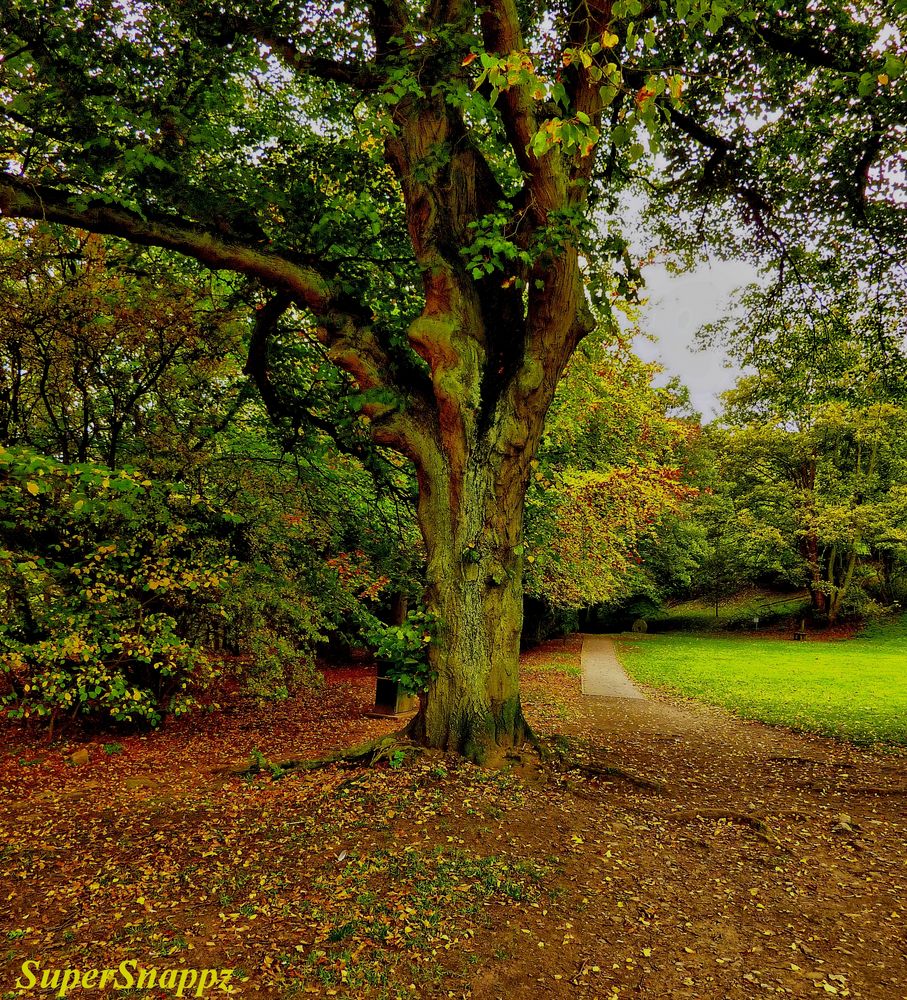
[0,223,248,469]
[0,0,904,758]
[698,257,907,622]
[524,332,697,615]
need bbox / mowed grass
[615,616,907,745]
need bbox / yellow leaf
[26,481,39,496]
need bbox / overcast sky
[633,258,761,420]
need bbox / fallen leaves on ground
[1,643,905,999]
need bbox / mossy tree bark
[409,439,531,760]
[372,14,599,759]
[397,228,591,759]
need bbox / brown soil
[1,637,904,1000]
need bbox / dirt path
[494,635,907,1000]
[581,634,645,699]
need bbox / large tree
[0,0,904,759]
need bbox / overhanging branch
[0,173,338,314]
[0,172,431,462]
[242,25,385,89]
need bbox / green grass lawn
[615,616,907,745]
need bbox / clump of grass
[285,846,550,996]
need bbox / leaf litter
[1,639,905,999]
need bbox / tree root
[813,783,907,796]
[523,721,554,764]
[670,808,781,846]
[847,785,907,796]
[533,733,667,794]
[797,780,907,796]
[765,756,854,769]
[570,761,667,794]
[235,731,414,778]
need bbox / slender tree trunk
[801,531,826,615]
[828,548,858,625]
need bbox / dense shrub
[0,446,242,725]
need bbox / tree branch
[0,173,340,315]
[481,0,565,220]
[563,0,615,193]
[755,24,861,74]
[851,124,884,217]
[665,105,734,153]
[0,172,432,463]
[367,0,411,55]
[243,294,421,494]
[243,293,294,423]
[241,25,385,89]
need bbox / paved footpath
[580,634,645,699]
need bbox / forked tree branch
[481,0,569,222]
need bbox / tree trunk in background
[802,532,827,616]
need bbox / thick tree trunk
[408,438,532,763]
[377,53,591,761]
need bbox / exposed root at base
[670,808,782,846]
[531,732,668,794]
[235,731,415,778]
[523,721,552,764]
